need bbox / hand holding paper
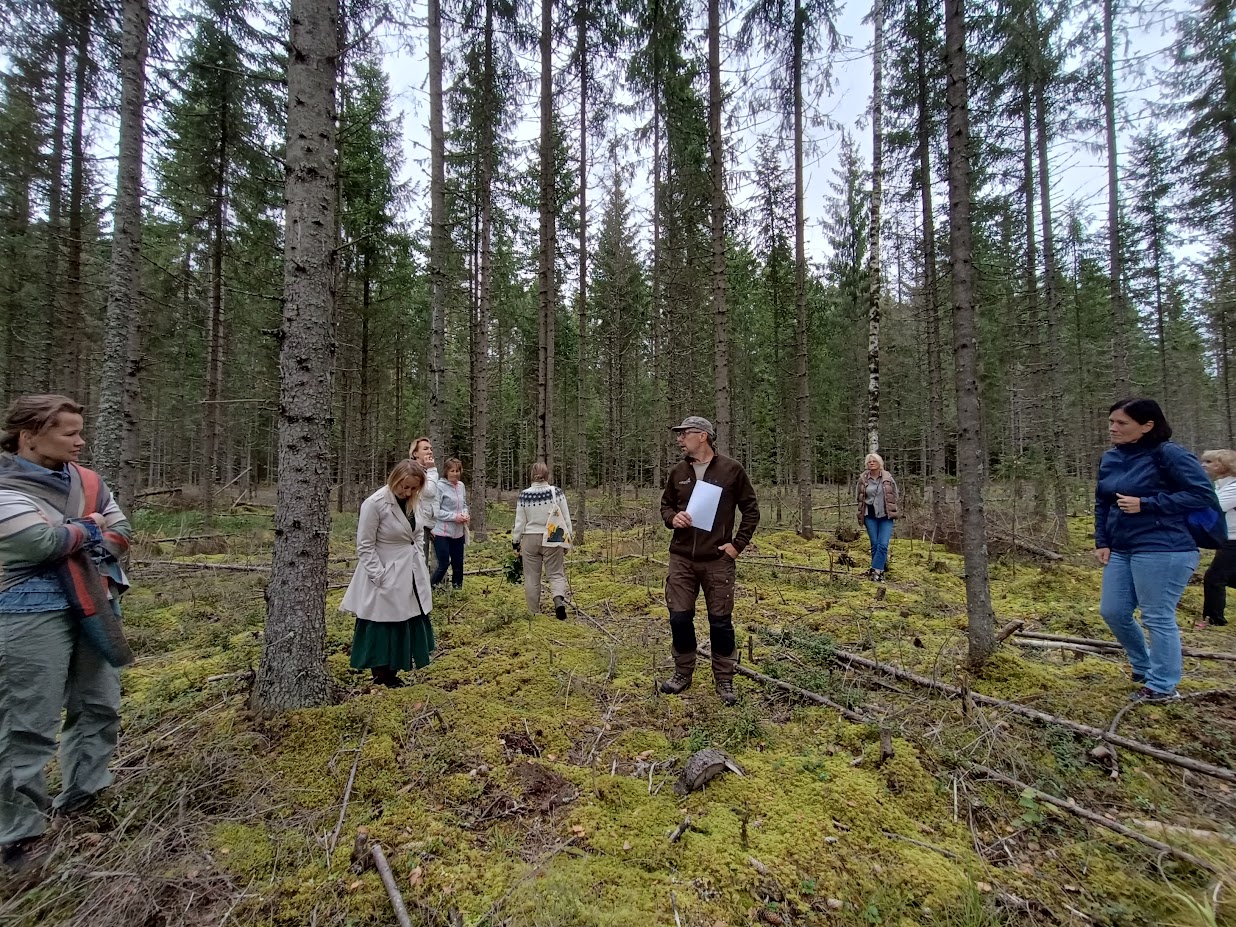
[685,480,722,532]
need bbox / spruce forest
[1,0,1236,922]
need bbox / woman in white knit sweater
[512,462,573,620]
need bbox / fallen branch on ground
[967,763,1218,874]
[327,722,369,863]
[986,530,1064,560]
[133,560,271,573]
[824,646,1236,783]
[1017,631,1236,663]
[1013,638,1112,656]
[995,620,1025,643]
[370,843,414,927]
[696,646,872,724]
[1128,821,1236,847]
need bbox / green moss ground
[5,499,1234,927]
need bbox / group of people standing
[340,441,578,686]
[3,391,1233,872]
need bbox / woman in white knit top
[512,462,573,620]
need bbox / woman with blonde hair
[855,452,899,582]
[1199,448,1236,628]
[341,459,435,687]
[512,462,573,620]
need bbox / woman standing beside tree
[856,453,899,582]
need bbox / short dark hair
[444,457,463,476]
[1110,397,1172,444]
[1,394,84,453]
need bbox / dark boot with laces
[712,649,739,706]
[659,649,696,694]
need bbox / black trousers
[1202,544,1236,625]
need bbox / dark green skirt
[350,615,435,671]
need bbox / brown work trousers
[665,552,735,615]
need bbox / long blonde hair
[386,459,427,503]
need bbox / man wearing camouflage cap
[658,416,760,705]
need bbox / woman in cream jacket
[341,460,435,687]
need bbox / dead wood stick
[881,830,961,860]
[986,530,1064,560]
[327,722,369,863]
[967,763,1218,873]
[370,843,414,927]
[668,814,692,843]
[1128,821,1236,847]
[695,646,872,724]
[827,647,1236,783]
[1013,639,1112,655]
[572,604,620,643]
[1017,631,1236,663]
[146,533,233,544]
[995,620,1025,643]
[133,560,272,573]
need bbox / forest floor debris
[2,502,1234,926]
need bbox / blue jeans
[431,535,465,588]
[1099,550,1199,694]
[864,516,895,572]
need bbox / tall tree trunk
[1021,78,1047,526]
[95,0,148,507]
[1034,51,1068,539]
[471,0,495,542]
[1104,0,1129,394]
[203,78,230,528]
[651,0,665,488]
[866,0,884,455]
[537,0,555,471]
[45,10,70,390]
[794,0,812,538]
[63,0,90,397]
[428,0,447,450]
[254,0,339,714]
[916,0,945,534]
[708,0,730,453]
[575,0,588,544]
[944,0,996,669]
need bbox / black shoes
[370,667,405,688]
[2,836,50,873]
[554,596,568,621]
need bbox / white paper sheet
[685,480,722,532]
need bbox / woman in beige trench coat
[341,460,435,687]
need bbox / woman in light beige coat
[341,460,435,687]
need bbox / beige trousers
[519,533,567,613]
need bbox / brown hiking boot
[712,649,739,706]
[659,649,696,695]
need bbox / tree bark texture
[95,0,149,508]
[709,0,730,454]
[866,0,884,456]
[255,0,339,713]
[428,0,447,452]
[794,0,812,539]
[1104,0,1129,395]
[537,0,555,471]
[575,0,589,544]
[62,1,90,398]
[944,0,997,669]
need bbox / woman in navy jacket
[1094,398,1213,701]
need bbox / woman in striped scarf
[0,395,132,872]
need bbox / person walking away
[431,458,469,590]
[0,395,132,872]
[512,462,573,621]
[856,453,899,581]
[658,416,760,706]
[341,460,436,688]
[1095,398,1214,702]
[1199,448,1236,628]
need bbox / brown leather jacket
[660,453,760,561]
[856,470,900,521]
